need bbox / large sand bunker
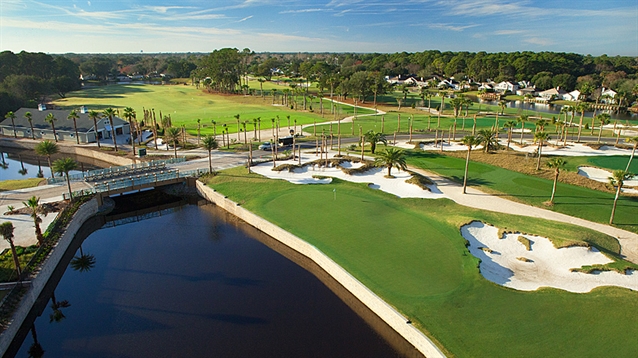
[251,158,445,199]
[461,221,637,293]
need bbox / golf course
[48,83,637,357]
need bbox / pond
[473,98,637,121]
[0,148,106,181]
[12,200,410,357]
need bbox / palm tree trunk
[536,141,543,170]
[626,145,636,172]
[51,122,58,142]
[610,185,622,224]
[10,242,21,277]
[520,122,525,145]
[208,151,213,173]
[463,148,471,194]
[550,170,559,203]
[47,156,54,179]
[65,174,73,200]
[73,119,80,144]
[577,112,584,142]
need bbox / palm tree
[241,120,249,144]
[517,115,529,145]
[4,111,17,138]
[88,110,102,148]
[534,131,550,170]
[575,102,589,142]
[609,170,633,224]
[70,246,96,272]
[625,136,638,172]
[211,119,217,138]
[461,135,481,194]
[234,114,241,141]
[24,111,35,140]
[102,108,118,151]
[546,158,566,204]
[498,100,507,115]
[202,135,218,173]
[535,118,548,132]
[595,113,611,143]
[44,113,58,142]
[22,196,45,246]
[374,148,407,177]
[123,107,136,155]
[67,110,80,144]
[34,140,59,179]
[364,130,387,154]
[164,127,182,158]
[49,291,70,323]
[0,222,22,281]
[503,120,517,149]
[477,129,497,153]
[53,158,78,200]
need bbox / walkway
[410,167,638,263]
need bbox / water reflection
[14,203,409,357]
[0,149,105,181]
[475,98,636,121]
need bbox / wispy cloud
[237,15,253,22]
[524,37,553,46]
[279,8,323,14]
[494,29,526,35]
[442,0,636,19]
[427,23,479,32]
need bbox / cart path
[410,167,638,263]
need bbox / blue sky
[1,0,637,55]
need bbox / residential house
[538,87,567,101]
[600,88,617,104]
[494,81,519,93]
[516,87,537,96]
[0,107,130,144]
[562,90,581,101]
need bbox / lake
[12,200,412,357]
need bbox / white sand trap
[417,141,484,152]
[578,166,638,187]
[251,160,446,199]
[504,141,632,157]
[461,222,637,293]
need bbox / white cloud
[237,15,253,22]
[524,37,553,46]
[279,8,323,14]
[494,29,527,35]
[427,23,479,32]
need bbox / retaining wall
[196,181,446,358]
[0,198,98,353]
[0,139,134,166]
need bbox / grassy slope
[53,84,363,136]
[406,151,638,234]
[206,168,637,357]
[0,178,45,191]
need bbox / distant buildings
[0,107,130,144]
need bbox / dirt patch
[4,201,68,216]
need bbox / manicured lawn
[406,151,638,233]
[564,155,637,173]
[53,84,360,136]
[205,167,637,357]
[0,178,45,191]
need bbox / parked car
[258,142,273,150]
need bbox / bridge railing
[47,157,186,185]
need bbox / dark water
[14,203,408,358]
[475,99,637,121]
[0,149,103,181]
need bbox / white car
[258,142,273,151]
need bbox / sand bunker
[461,221,637,293]
[578,166,638,194]
[251,159,445,199]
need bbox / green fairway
[563,155,638,173]
[205,167,637,357]
[53,84,361,136]
[406,151,638,233]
